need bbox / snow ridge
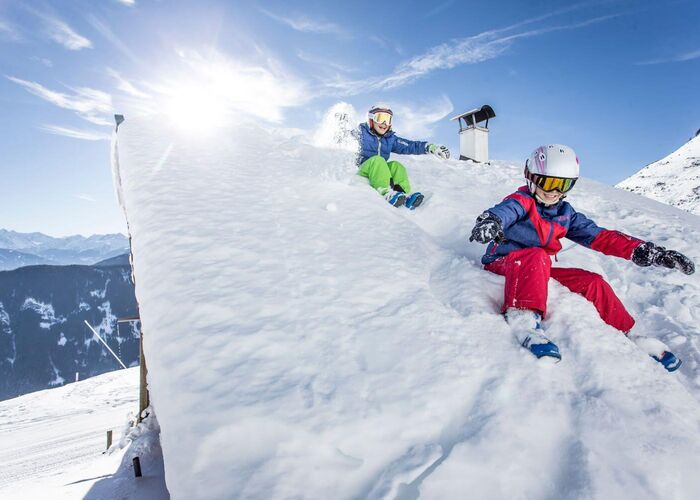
[617,134,700,215]
[113,114,700,499]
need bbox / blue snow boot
[505,308,561,362]
[405,192,425,210]
[523,338,562,360]
[630,335,682,372]
[383,189,406,207]
[653,351,682,372]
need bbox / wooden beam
[138,329,150,423]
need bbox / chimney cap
[450,105,495,124]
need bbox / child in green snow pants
[358,155,411,194]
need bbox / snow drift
[618,134,700,215]
[112,113,700,499]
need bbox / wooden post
[106,430,113,450]
[117,316,145,421]
[138,329,149,422]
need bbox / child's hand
[631,241,695,275]
[426,143,450,160]
[469,212,505,244]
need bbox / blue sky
[1,0,698,236]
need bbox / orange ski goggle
[527,171,577,193]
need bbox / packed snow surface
[0,367,167,499]
[618,134,700,215]
[113,114,700,499]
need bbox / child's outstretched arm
[567,211,695,275]
[391,135,428,156]
[566,211,641,258]
[391,136,451,159]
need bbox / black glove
[631,241,695,275]
[469,212,505,244]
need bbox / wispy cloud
[116,0,136,6]
[636,47,700,65]
[87,15,140,63]
[426,1,455,17]
[42,125,110,141]
[107,68,150,98]
[368,35,404,55]
[31,56,53,68]
[31,10,92,50]
[391,96,454,138]
[74,193,98,202]
[260,8,346,35]
[325,11,618,95]
[7,76,112,125]
[296,50,356,73]
[0,20,22,42]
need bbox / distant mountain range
[0,255,138,401]
[0,229,129,271]
[617,133,700,215]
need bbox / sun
[161,81,231,135]
[146,49,305,135]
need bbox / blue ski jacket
[481,186,643,265]
[355,123,428,165]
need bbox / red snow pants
[484,247,635,332]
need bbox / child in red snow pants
[484,247,635,333]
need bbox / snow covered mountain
[112,113,700,499]
[0,229,129,271]
[617,133,700,215]
[0,260,139,401]
[0,247,50,270]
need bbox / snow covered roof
[112,114,700,499]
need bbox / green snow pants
[358,155,412,194]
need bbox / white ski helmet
[524,144,579,195]
[368,103,393,130]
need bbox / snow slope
[112,114,700,499]
[0,367,167,499]
[617,134,700,215]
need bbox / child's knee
[584,272,614,294]
[517,247,551,267]
[359,157,389,177]
[366,155,388,165]
[368,157,390,171]
[387,160,406,172]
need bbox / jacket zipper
[544,223,555,247]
